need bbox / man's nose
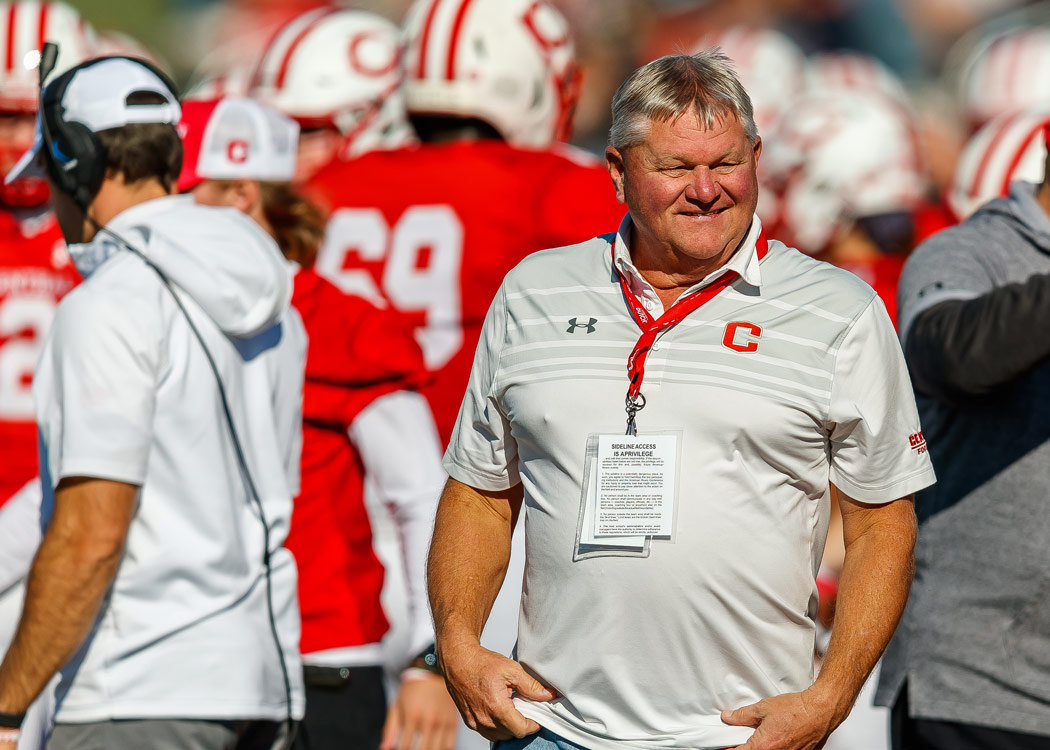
[684,167,718,203]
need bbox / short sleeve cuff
[830,465,936,505]
[442,455,519,493]
[55,458,148,489]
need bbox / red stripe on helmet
[5,4,17,73]
[445,0,473,80]
[274,7,339,90]
[36,1,48,58]
[414,0,442,79]
[969,111,1022,200]
[999,118,1048,199]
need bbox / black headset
[37,44,180,210]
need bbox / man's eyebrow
[712,148,745,162]
[654,148,743,166]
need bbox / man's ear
[606,146,628,205]
[230,179,262,215]
[752,135,762,165]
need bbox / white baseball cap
[177,97,299,193]
[5,55,181,184]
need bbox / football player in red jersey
[178,96,455,750]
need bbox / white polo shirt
[443,214,935,750]
[34,196,306,722]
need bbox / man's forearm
[810,495,916,720]
[427,478,521,654]
[0,479,136,714]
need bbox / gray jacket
[876,182,1050,734]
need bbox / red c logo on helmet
[521,1,571,54]
[348,31,400,78]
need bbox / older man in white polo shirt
[427,51,935,750]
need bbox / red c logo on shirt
[723,321,762,353]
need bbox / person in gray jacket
[876,126,1050,749]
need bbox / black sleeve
[905,272,1050,400]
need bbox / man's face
[607,110,761,270]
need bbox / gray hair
[608,50,758,150]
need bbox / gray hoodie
[876,182,1050,734]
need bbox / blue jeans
[494,728,591,750]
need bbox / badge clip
[625,391,645,436]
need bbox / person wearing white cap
[0,55,306,750]
[179,95,457,750]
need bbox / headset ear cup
[61,121,106,208]
[44,114,105,210]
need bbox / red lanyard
[614,230,768,433]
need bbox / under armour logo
[567,317,597,334]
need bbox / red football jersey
[0,211,76,506]
[286,268,430,654]
[307,140,626,445]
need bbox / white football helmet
[250,7,413,157]
[807,51,910,105]
[957,27,1050,131]
[0,0,96,112]
[692,25,806,140]
[947,107,1050,221]
[775,90,926,256]
[402,0,581,147]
